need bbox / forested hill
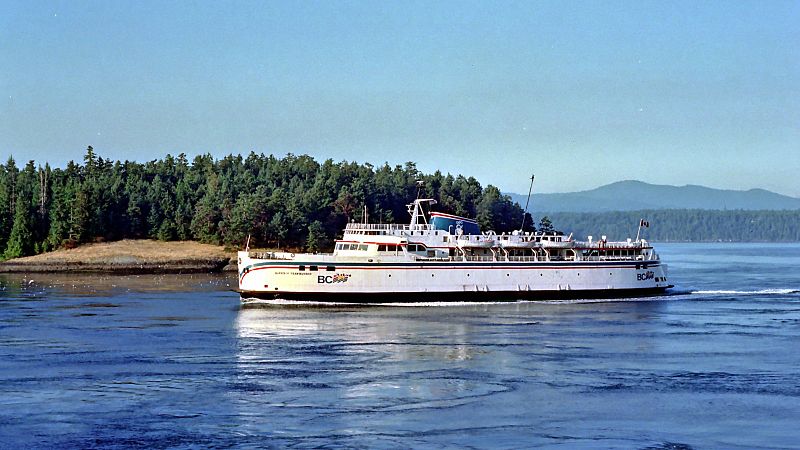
[0,148,532,259]
[546,210,800,242]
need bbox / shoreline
[0,240,237,274]
[0,259,234,274]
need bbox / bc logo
[318,273,351,284]
[637,271,655,281]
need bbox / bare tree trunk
[39,167,48,215]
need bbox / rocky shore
[0,240,237,274]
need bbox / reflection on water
[233,305,493,443]
[236,305,479,362]
[229,300,694,447]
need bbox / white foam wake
[692,289,799,295]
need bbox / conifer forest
[0,147,532,259]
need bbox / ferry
[238,197,672,302]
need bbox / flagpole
[636,220,642,242]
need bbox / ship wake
[691,288,799,296]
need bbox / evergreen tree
[539,216,555,233]
[191,172,222,244]
[3,161,36,258]
[0,161,13,252]
[306,220,327,252]
[69,181,90,245]
[3,200,33,258]
[46,169,71,249]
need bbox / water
[1,243,799,449]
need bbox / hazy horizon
[2,1,798,196]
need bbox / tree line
[545,209,800,242]
[0,147,538,259]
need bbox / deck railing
[344,223,435,232]
[245,252,656,263]
[247,251,294,260]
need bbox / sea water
[1,243,799,448]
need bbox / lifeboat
[456,234,495,249]
[497,235,538,249]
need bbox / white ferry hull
[238,252,671,302]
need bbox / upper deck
[292,198,659,263]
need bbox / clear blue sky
[2,1,798,196]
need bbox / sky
[1,1,798,196]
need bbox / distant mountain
[506,180,800,213]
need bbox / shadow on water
[0,272,235,299]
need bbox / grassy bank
[0,240,236,274]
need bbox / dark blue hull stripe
[239,286,673,303]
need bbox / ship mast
[519,174,535,232]
[408,198,437,227]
